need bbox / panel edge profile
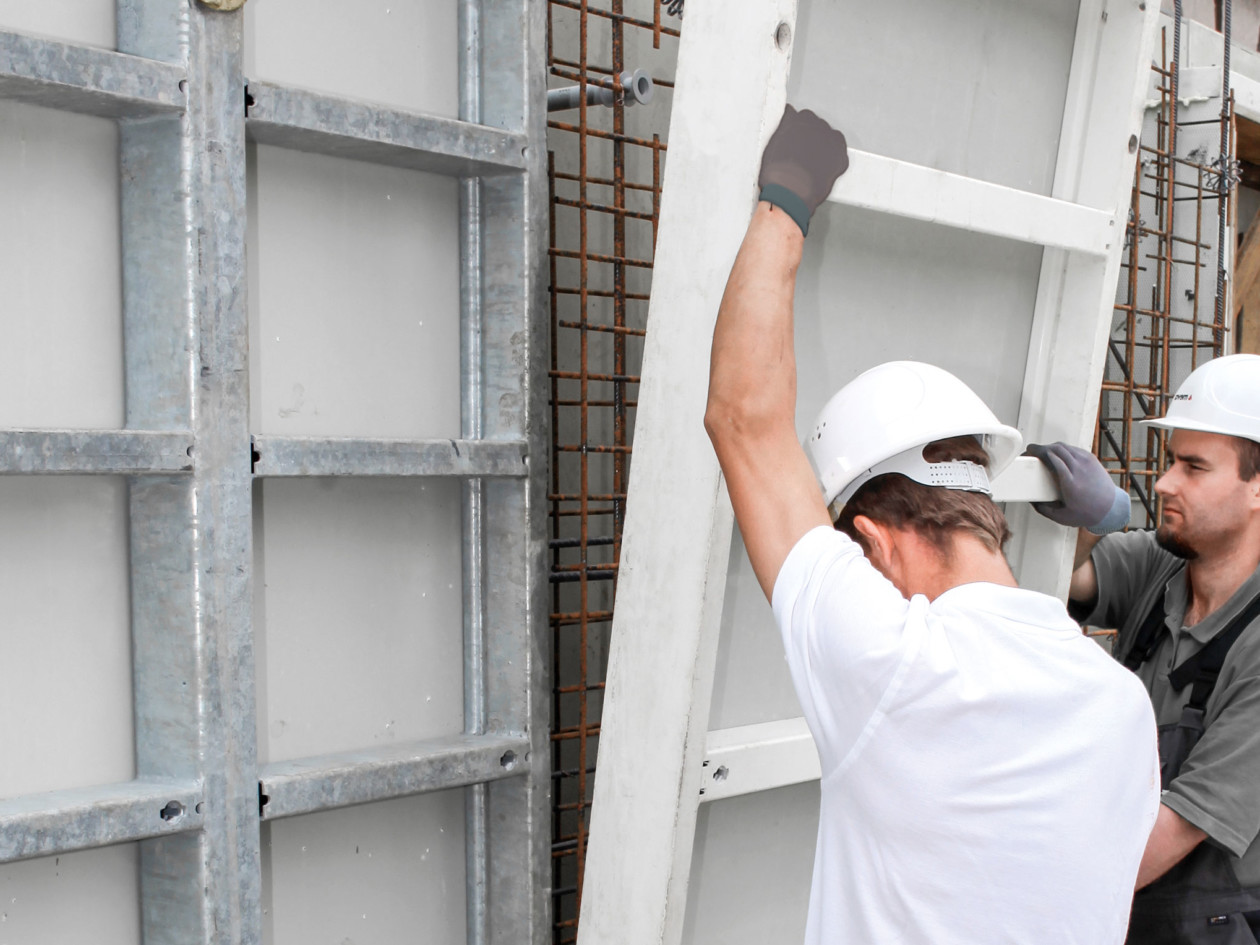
[699,718,820,804]
[827,148,1115,255]
[245,80,527,176]
[0,29,185,118]
[258,733,531,820]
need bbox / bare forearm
[707,202,806,435]
[1136,804,1207,889]
[1068,530,1101,605]
[1074,529,1102,570]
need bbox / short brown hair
[1235,437,1260,481]
[835,435,1011,557]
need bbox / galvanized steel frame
[0,2,550,943]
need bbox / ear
[851,515,895,568]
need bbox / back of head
[835,435,1011,559]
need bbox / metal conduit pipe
[547,69,654,112]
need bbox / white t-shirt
[772,526,1160,945]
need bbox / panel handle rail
[827,148,1115,256]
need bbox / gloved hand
[758,104,849,237]
[1025,442,1130,535]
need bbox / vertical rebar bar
[546,3,678,942]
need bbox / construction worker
[1033,354,1260,944]
[705,104,1160,945]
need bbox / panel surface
[262,792,467,945]
[254,478,465,764]
[0,477,133,800]
[244,0,458,118]
[710,208,1043,730]
[0,0,114,49]
[681,784,818,945]
[0,101,122,429]
[248,144,461,439]
[789,0,1079,193]
[0,845,140,945]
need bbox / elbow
[704,390,784,451]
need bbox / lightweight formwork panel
[578,0,1159,942]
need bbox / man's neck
[1185,536,1260,626]
[921,538,1018,602]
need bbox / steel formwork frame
[545,2,678,942]
[0,2,551,943]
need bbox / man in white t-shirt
[703,104,1160,944]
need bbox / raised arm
[704,106,849,599]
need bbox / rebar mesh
[546,3,680,941]
[1100,24,1234,528]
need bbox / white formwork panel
[580,0,1159,940]
[0,0,114,49]
[253,478,466,765]
[0,477,134,800]
[245,0,459,119]
[789,0,1079,194]
[0,102,122,430]
[0,845,140,944]
[262,793,468,945]
[681,784,819,945]
[713,212,1050,733]
[246,145,461,439]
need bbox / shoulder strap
[1124,593,1169,672]
[1168,590,1260,711]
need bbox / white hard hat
[1140,354,1260,443]
[808,361,1023,516]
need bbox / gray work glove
[758,104,849,237]
[1025,442,1130,535]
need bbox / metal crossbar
[0,3,549,942]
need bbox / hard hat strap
[835,445,993,510]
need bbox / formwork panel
[0,844,139,945]
[710,210,1043,731]
[681,784,818,945]
[248,144,461,440]
[0,0,114,49]
[0,477,132,800]
[0,101,122,430]
[261,791,467,945]
[789,0,1078,194]
[254,478,465,765]
[244,0,459,119]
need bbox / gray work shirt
[1076,529,1260,886]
